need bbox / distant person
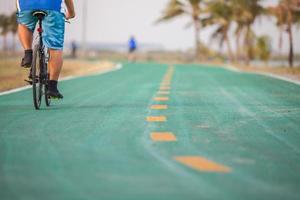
[71,40,77,58]
[128,36,137,62]
[17,0,75,99]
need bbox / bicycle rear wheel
[45,72,51,107]
[32,45,43,110]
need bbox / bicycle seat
[32,11,47,19]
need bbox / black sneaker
[21,50,33,68]
[47,89,64,99]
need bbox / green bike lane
[0,63,300,200]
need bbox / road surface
[1,63,300,200]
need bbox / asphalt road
[1,63,300,200]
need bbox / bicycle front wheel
[32,45,43,110]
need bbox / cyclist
[16,0,75,99]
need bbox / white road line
[223,65,241,72]
[255,72,300,86]
[0,63,123,96]
[0,85,32,96]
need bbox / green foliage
[157,0,203,22]
[0,12,18,51]
[156,0,185,23]
[157,0,270,63]
[0,13,18,36]
[268,0,300,66]
[156,0,204,59]
[269,0,300,26]
[202,1,233,46]
[0,14,11,36]
[255,35,271,62]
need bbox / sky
[0,0,299,53]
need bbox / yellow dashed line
[174,156,232,173]
[146,116,167,122]
[154,97,169,101]
[151,105,168,110]
[151,132,177,142]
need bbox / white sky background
[0,0,299,53]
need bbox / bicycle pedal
[24,79,33,85]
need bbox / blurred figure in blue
[128,36,137,62]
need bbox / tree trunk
[2,34,8,51]
[12,33,16,53]
[235,30,241,62]
[287,26,294,67]
[193,18,201,60]
[244,26,251,66]
[278,26,283,55]
[287,11,294,67]
[225,34,234,63]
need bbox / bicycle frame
[31,12,51,109]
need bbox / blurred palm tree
[9,12,18,52]
[202,0,235,62]
[230,0,265,65]
[269,4,285,55]
[157,0,203,59]
[269,0,300,67]
[0,14,10,51]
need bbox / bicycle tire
[45,72,51,107]
[32,45,42,110]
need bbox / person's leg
[128,49,133,62]
[47,49,64,98]
[42,11,65,98]
[48,49,63,81]
[17,11,36,68]
[18,24,33,50]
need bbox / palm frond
[156,0,185,23]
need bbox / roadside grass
[233,64,300,82]
[0,59,27,92]
[1,52,299,92]
[0,58,114,92]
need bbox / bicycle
[29,11,51,110]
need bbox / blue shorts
[17,10,65,50]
